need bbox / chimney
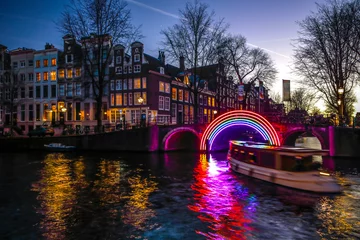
[158,50,165,65]
[180,55,185,71]
[45,43,54,50]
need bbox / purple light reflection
[188,154,258,239]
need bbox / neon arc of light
[200,110,280,151]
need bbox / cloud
[125,0,291,59]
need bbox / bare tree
[161,0,228,123]
[290,88,317,113]
[218,34,277,109]
[59,0,141,130]
[0,68,24,136]
[293,0,360,124]
[269,91,282,104]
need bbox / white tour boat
[44,143,76,152]
[227,141,342,193]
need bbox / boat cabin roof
[230,140,329,157]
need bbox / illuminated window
[43,59,48,67]
[43,72,48,81]
[111,94,115,106]
[110,80,114,90]
[142,77,146,89]
[212,97,215,107]
[116,93,122,106]
[58,69,65,78]
[36,73,41,81]
[178,89,183,101]
[51,58,56,66]
[134,92,141,105]
[124,93,127,105]
[184,75,190,85]
[159,81,165,92]
[184,91,189,102]
[134,78,141,89]
[208,96,211,106]
[36,60,40,68]
[142,92,147,104]
[50,71,56,81]
[75,68,81,77]
[165,83,170,93]
[172,88,177,100]
[67,69,73,78]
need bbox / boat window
[281,156,318,172]
[258,152,275,168]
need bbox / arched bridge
[159,110,331,152]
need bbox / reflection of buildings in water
[188,154,257,239]
[121,171,157,230]
[31,153,79,240]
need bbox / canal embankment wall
[329,126,360,157]
[0,126,160,152]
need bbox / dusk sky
[1,0,359,112]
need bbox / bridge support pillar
[206,139,209,153]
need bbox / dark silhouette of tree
[293,0,360,123]
[290,88,317,113]
[269,91,282,104]
[59,0,141,130]
[217,34,277,110]
[0,68,25,135]
[161,0,228,123]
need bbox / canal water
[0,138,359,240]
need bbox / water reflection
[188,154,257,239]
[31,153,76,240]
[121,169,158,230]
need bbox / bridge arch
[162,127,200,151]
[200,110,281,151]
[282,128,327,149]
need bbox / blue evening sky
[1,0,359,112]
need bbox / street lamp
[338,87,344,125]
[138,96,144,126]
[213,110,218,120]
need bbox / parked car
[28,126,54,137]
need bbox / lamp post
[338,87,344,126]
[213,110,218,120]
[138,96,144,127]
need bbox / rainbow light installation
[200,110,281,151]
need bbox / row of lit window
[58,68,82,78]
[35,71,57,81]
[110,78,146,91]
[110,92,147,106]
[34,58,57,68]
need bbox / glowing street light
[138,96,144,127]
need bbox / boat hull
[228,157,342,193]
